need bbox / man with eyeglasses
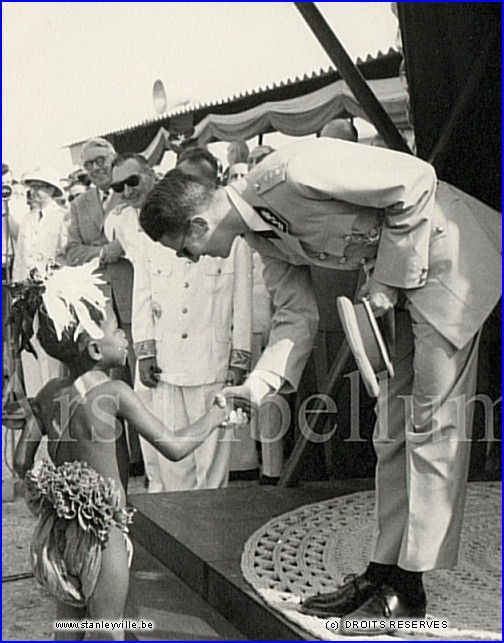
[66,137,122,268]
[139,136,501,629]
[65,137,144,473]
[65,138,131,353]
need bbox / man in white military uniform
[139,138,501,627]
[108,151,252,491]
[13,168,68,396]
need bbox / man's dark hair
[140,168,216,241]
[111,152,151,172]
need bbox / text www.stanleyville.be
[54,620,154,631]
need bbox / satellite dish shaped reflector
[153,79,168,114]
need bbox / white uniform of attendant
[106,205,252,491]
[12,201,68,396]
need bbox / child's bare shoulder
[86,378,132,398]
[35,376,72,405]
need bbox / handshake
[213,393,250,429]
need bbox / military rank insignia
[253,206,290,234]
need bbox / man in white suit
[109,150,252,491]
[13,167,68,396]
[139,138,501,628]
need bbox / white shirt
[12,201,68,281]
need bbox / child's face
[94,304,129,368]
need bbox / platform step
[129,480,373,641]
[127,542,247,641]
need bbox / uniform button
[344,235,352,243]
[152,302,162,318]
[360,257,368,265]
[436,226,444,233]
[183,282,189,288]
[157,269,162,274]
[339,256,347,264]
[182,307,188,314]
[217,268,222,274]
[253,183,260,191]
[318,252,328,261]
[181,333,188,339]
[274,168,281,175]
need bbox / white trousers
[372,305,481,571]
[138,382,231,492]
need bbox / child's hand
[213,394,249,429]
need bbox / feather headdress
[8,259,108,357]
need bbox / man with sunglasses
[104,153,158,388]
[65,137,144,473]
[139,136,501,630]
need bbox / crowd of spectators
[5,130,353,488]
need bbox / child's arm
[13,400,44,478]
[13,378,72,477]
[114,382,240,461]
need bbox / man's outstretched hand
[221,384,260,417]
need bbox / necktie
[101,189,110,207]
[38,210,43,222]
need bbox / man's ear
[190,216,209,236]
[86,339,102,362]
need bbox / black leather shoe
[340,583,427,635]
[300,573,377,618]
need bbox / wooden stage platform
[129,479,373,641]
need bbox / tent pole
[278,340,352,487]
[294,2,411,154]
[427,42,492,170]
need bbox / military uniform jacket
[65,187,133,324]
[228,138,501,391]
